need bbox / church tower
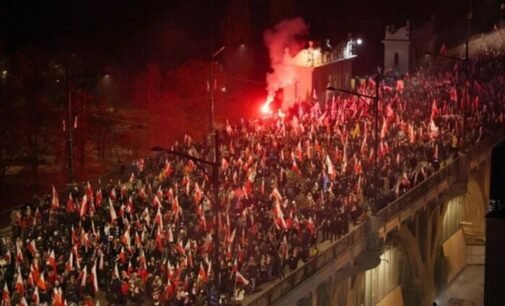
[382,21,411,74]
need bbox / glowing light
[260,96,274,115]
[260,103,271,114]
[356,38,363,45]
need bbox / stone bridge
[242,127,505,306]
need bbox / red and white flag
[80,266,87,287]
[15,271,24,295]
[27,240,38,256]
[109,198,117,222]
[235,271,250,286]
[37,272,46,291]
[32,286,40,305]
[47,250,57,270]
[2,283,10,304]
[51,185,60,209]
[79,195,88,218]
[155,206,163,229]
[19,297,28,306]
[91,262,99,292]
[198,262,208,283]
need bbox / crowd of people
[1,48,505,306]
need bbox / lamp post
[64,56,111,185]
[152,130,221,286]
[327,68,381,212]
[209,46,225,132]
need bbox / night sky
[0,0,501,74]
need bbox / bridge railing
[244,127,505,306]
[244,223,367,306]
[375,158,460,222]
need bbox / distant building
[276,40,356,109]
[382,18,436,75]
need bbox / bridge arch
[461,171,488,241]
[358,235,417,306]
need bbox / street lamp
[327,67,381,212]
[65,55,111,185]
[209,46,225,132]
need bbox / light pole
[209,46,225,132]
[327,68,381,212]
[64,56,110,185]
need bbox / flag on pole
[235,271,250,286]
[2,283,10,305]
[15,271,24,295]
[51,185,59,209]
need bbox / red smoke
[263,17,308,109]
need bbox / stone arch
[357,233,418,306]
[330,278,349,306]
[462,172,487,241]
[389,227,426,306]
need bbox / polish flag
[53,288,64,306]
[19,297,28,306]
[113,263,120,279]
[80,266,87,287]
[168,226,174,243]
[110,187,118,201]
[326,155,336,180]
[27,240,38,256]
[47,250,57,270]
[65,253,73,272]
[91,262,99,292]
[85,182,93,201]
[79,195,88,218]
[32,286,40,305]
[15,272,24,295]
[291,160,301,176]
[175,240,185,256]
[155,228,163,251]
[295,141,303,161]
[235,271,250,286]
[118,247,126,264]
[37,272,47,291]
[51,185,60,209]
[198,263,208,283]
[30,262,40,284]
[153,195,162,208]
[155,206,163,229]
[172,196,180,217]
[194,183,203,204]
[121,229,131,248]
[109,198,117,222]
[2,283,10,304]
[66,193,75,213]
[95,189,103,208]
[164,160,173,177]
